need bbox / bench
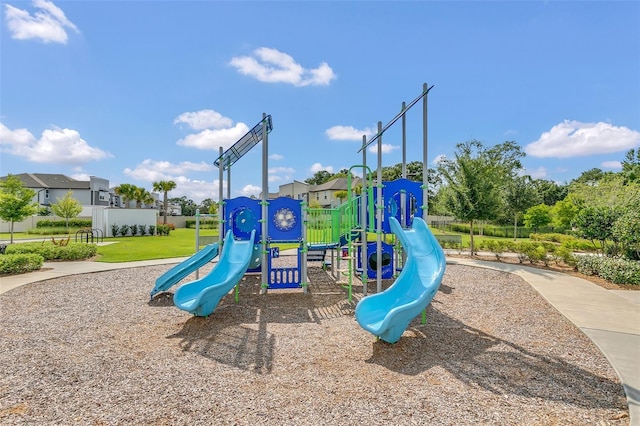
[434,235,462,249]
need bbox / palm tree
[152,180,177,224]
[132,186,154,208]
[114,183,136,208]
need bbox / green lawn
[96,229,219,262]
[96,229,300,263]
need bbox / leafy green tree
[169,196,197,216]
[531,179,568,205]
[199,198,218,215]
[152,180,177,224]
[305,170,334,185]
[523,204,552,232]
[573,206,622,255]
[51,191,83,229]
[503,175,539,240]
[0,175,37,243]
[570,168,613,186]
[334,190,348,203]
[438,140,524,253]
[551,197,579,229]
[621,148,640,184]
[612,209,640,260]
[569,174,639,210]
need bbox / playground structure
[152,83,446,343]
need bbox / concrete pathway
[1,256,638,424]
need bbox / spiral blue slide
[173,230,256,317]
[355,216,446,344]
[150,243,219,299]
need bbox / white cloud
[268,166,295,183]
[238,184,261,198]
[269,153,284,160]
[432,154,447,165]
[173,109,233,131]
[177,123,250,151]
[229,47,336,87]
[0,123,111,165]
[4,0,79,44]
[525,120,640,158]
[601,160,622,170]
[70,173,90,181]
[325,125,375,141]
[123,159,213,182]
[310,163,334,174]
[368,143,398,155]
[523,166,547,179]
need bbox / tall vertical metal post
[361,134,368,296]
[227,167,231,200]
[422,83,429,221]
[260,113,269,294]
[376,121,383,293]
[218,147,224,246]
[400,101,407,268]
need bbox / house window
[98,191,107,201]
[45,189,49,199]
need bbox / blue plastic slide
[173,230,256,317]
[150,243,219,299]
[355,216,446,344]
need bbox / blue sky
[1,0,639,203]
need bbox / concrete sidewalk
[1,256,639,424]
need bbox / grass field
[3,227,522,263]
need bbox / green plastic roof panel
[214,115,272,171]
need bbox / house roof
[3,173,90,189]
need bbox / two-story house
[2,173,113,207]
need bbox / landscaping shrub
[111,224,119,237]
[139,224,147,236]
[130,224,138,237]
[575,255,640,285]
[36,219,92,228]
[156,224,172,236]
[148,225,156,236]
[119,224,130,237]
[5,242,97,261]
[0,253,44,274]
[26,227,77,236]
[185,219,218,229]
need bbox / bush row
[108,223,174,237]
[474,239,577,267]
[575,255,640,286]
[0,254,44,274]
[36,219,92,228]
[529,233,600,252]
[185,219,218,229]
[5,242,97,261]
[111,224,156,237]
[446,223,568,239]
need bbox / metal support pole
[376,121,383,294]
[227,166,231,200]
[401,101,407,268]
[301,202,308,294]
[260,113,269,294]
[361,135,368,296]
[422,82,429,221]
[195,208,200,279]
[218,147,224,247]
